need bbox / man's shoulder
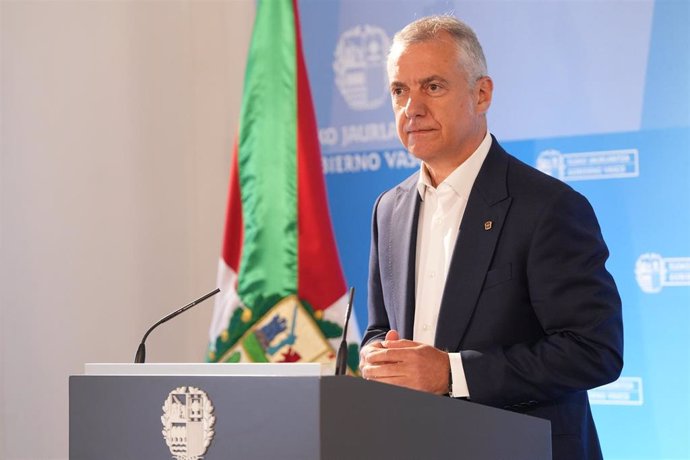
[492,141,574,196]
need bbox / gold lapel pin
[484,220,493,231]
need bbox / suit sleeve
[362,192,390,346]
[461,188,624,407]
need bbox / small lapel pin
[484,220,493,231]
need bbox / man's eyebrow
[390,75,449,89]
[419,75,448,85]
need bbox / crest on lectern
[161,386,215,460]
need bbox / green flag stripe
[237,0,298,309]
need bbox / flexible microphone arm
[134,288,220,363]
[335,286,355,376]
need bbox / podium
[70,364,551,459]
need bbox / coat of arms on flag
[207,0,359,371]
[218,296,341,364]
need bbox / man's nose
[404,95,426,118]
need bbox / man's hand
[359,330,450,395]
[359,330,400,368]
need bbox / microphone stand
[134,288,220,363]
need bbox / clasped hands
[359,329,450,395]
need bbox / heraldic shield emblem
[161,386,215,460]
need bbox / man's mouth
[407,128,436,135]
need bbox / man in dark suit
[359,15,623,460]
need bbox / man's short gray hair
[390,15,488,82]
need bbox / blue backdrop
[299,1,690,458]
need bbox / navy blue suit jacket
[363,138,624,460]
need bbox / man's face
[387,33,492,169]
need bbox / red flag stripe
[220,139,244,274]
[293,0,347,310]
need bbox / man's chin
[406,146,437,163]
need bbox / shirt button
[429,271,435,278]
[423,324,430,331]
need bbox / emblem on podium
[161,386,215,460]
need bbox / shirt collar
[417,131,493,201]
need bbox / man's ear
[476,76,493,114]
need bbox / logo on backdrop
[635,253,690,294]
[536,148,639,182]
[333,25,390,111]
[589,376,643,406]
[162,386,215,460]
[323,148,420,175]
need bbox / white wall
[0,1,254,458]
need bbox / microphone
[134,288,220,363]
[334,286,355,376]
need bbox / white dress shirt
[414,131,492,397]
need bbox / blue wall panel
[299,1,690,457]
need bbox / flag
[207,0,359,370]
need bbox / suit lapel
[435,140,512,351]
[389,179,421,340]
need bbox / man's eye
[392,87,404,96]
[428,83,441,92]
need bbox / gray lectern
[70,363,551,460]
